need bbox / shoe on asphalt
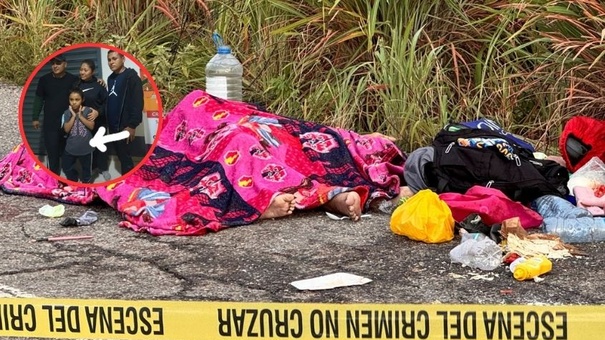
[101,171,112,181]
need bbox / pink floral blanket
[0,144,95,204]
[0,90,406,235]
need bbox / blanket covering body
[1,91,406,235]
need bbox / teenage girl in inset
[61,88,95,183]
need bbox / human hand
[97,78,106,88]
[88,108,99,121]
[364,132,397,142]
[32,120,40,130]
[124,127,136,143]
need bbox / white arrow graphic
[89,126,130,152]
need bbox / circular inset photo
[19,43,163,187]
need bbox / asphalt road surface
[1,83,605,340]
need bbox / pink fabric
[439,186,543,229]
[94,90,405,235]
[0,91,405,235]
[0,144,96,204]
[573,186,605,216]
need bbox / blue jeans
[62,152,92,183]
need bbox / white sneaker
[101,171,112,181]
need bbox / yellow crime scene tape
[0,297,601,339]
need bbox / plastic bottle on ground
[449,231,502,271]
[205,34,243,101]
[542,216,605,243]
[509,256,552,281]
[532,195,605,243]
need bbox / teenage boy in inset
[105,50,143,175]
[61,88,95,183]
[32,54,79,175]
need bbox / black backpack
[427,124,569,204]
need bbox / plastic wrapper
[390,189,454,243]
[449,232,502,271]
[568,157,605,193]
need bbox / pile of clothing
[401,117,605,244]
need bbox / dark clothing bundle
[404,120,570,205]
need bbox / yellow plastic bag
[390,189,454,243]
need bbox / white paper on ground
[290,272,372,290]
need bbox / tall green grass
[0,0,603,152]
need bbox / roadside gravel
[0,81,23,156]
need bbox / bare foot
[324,191,362,221]
[260,193,296,219]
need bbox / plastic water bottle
[509,256,552,281]
[542,216,605,243]
[449,231,503,271]
[205,33,243,101]
[532,195,605,243]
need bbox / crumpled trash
[60,210,98,227]
[457,214,502,244]
[567,156,605,193]
[450,230,502,271]
[325,211,371,220]
[38,204,65,218]
[500,217,584,258]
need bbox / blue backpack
[460,118,536,152]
